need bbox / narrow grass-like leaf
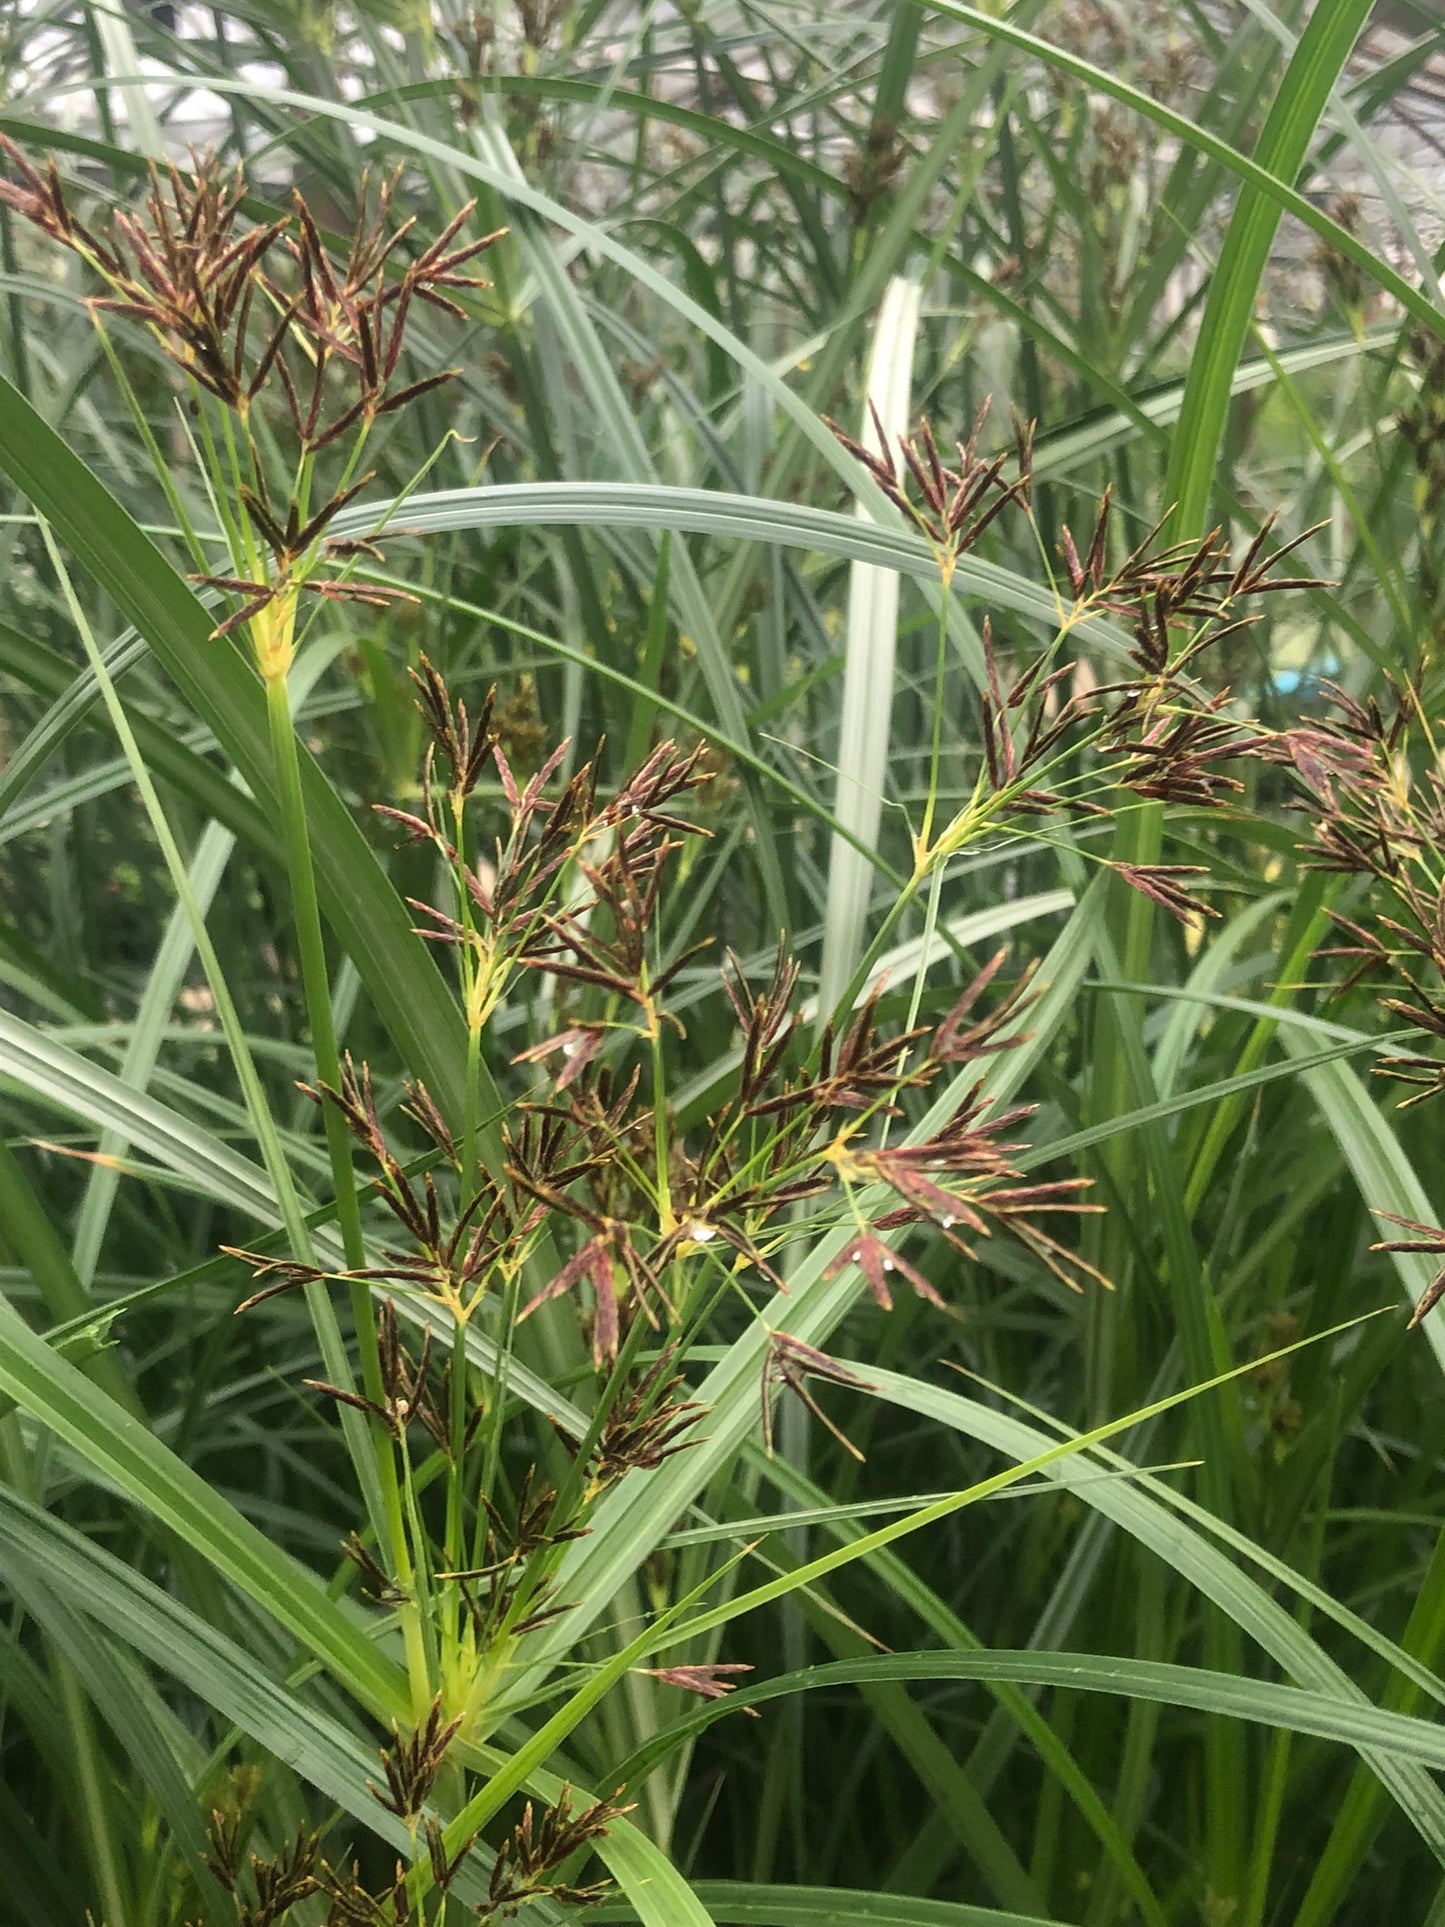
[853,1365,1445,1859]
[818,275,922,1020]
[593,1890,1051,1927]
[0,1303,406,1718]
[1279,1024,1445,1372]
[1162,0,1375,537]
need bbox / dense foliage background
[6,1,1445,1923]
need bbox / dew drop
[940,1213,956,1228]
[688,1221,717,1243]
[882,1258,895,1272]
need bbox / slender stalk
[263,663,435,1715]
[54,1653,129,1927]
[262,670,368,1273]
[445,1309,469,1662]
[915,589,952,861]
[903,859,947,1042]
[40,531,334,1309]
[648,969,674,1236]
[37,522,441,1708]
[443,777,491,1213]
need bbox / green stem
[263,668,434,1713]
[38,526,431,1698]
[55,1651,130,1927]
[904,859,947,1041]
[446,1309,469,1661]
[461,1018,483,1204]
[41,529,341,1331]
[916,589,952,858]
[398,1426,442,1692]
[649,981,674,1234]
[453,793,485,1204]
[879,860,949,1153]
[264,671,368,1272]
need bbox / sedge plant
[8,10,1445,1924]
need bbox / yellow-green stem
[453,791,485,1204]
[904,859,947,1040]
[916,590,952,858]
[648,972,674,1234]
[263,673,366,1268]
[263,667,433,1712]
[461,1018,483,1205]
[445,1310,469,1661]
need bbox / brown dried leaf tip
[514,1210,658,1368]
[298,1301,458,1457]
[305,1056,541,1326]
[932,947,1039,1060]
[307,708,1112,1410]
[979,618,1091,813]
[823,1052,1107,1301]
[387,660,714,1037]
[0,137,279,412]
[0,139,498,433]
[824,1230,943,1313]
[1061,496,1319,650]
[408,652,497,816]
[341,1530,408,1608]
[312,1854,412,1923]
[228,1063,545,1350]
[560,945,1100,1358]
[1263,662,1424,883]
[438,1466,587,1646]
[1051,498,1322,816]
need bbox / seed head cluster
[0,136,501,669]
[829,414,1320,920]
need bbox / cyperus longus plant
[202,651,1123,1918]
[0,133,1343,1927]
